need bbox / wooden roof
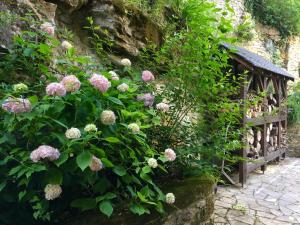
[222,43,294,80]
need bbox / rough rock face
[0,0,162,59]
[88,0,162,57]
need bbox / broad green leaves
[99,200,113,217]
[76,152,92,171]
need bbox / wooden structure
[222,43,294,184]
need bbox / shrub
[245,0,300,37]
[146,0,243,178]
[0,24,175,224]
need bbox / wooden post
[239,71,249,185]
[261,74,268,172]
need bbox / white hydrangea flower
[109,71,119,80]
[120,58,131,67]
[65,127,81,139]
[101,110,116,125]
[117,83,129,92]
[164,148,176,161]
[84,124,98,133]
[165,193,175,204]
[13,83,28,92]
[147,158,158,168]
[89,156,103,172]
[128,123,140,134]
[44,184,62,200]
[61,40,73,50]
[156,102,170,112]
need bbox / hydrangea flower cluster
[13,83,28,92]
[121,58,131,67]
[142,70,155,82]
[2,98,31,114]
[44,184,62,200]
[89,73,111,93]
[89,156,103,172]
[65,128,81,139]
[109,71,119,80]
[165,193,175,204]
[30,145,60,162]
[117,83,129,92]
[156,102,170,112]
[46,82,66,96]
[137,93,155,107]
[40,22,55,36]
[101,110,116,125]
[84,124,98,133]
[147,158,158,168]
[61,75,81,92]
[164,148,176,161]
[61,40,73,50]
[128,123,140,134]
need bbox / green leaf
[76,152,92,171]
[113,166,126,176]
[104,137,120,143]
[23,48,33,57]
[0,181,7,192]
[99,200,113,217]
[130,204,150,215]
[101,158,114,167]
[19,190,26,201]
[107,96,124,106]
[142,166,151,174]
[54,152,69,167]
[71,198,97,211]
[96,192,117,202]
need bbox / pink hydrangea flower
[142,70,155,82]
[156,102,170,112]
[164,148,176,161]
[137,93,154,107]
[40,22,55,36]
[30,145,60,162]
[2,97,31,114]
[89,73,111,93]
[61,75,81,92]
[46,82,66,96]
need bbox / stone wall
[65,176,215,225]
[287,37,300,78]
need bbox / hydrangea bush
[0,24,176,223]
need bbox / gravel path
[214,158,300,225]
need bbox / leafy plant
[145,0,244,179]
[235,13,255,41]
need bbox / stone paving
[214,158,300,225]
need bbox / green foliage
[0,25,172,224]
[245,0,300,37]
[288,82,300,125]
[235,13,255,41]
[146,0,243,179]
